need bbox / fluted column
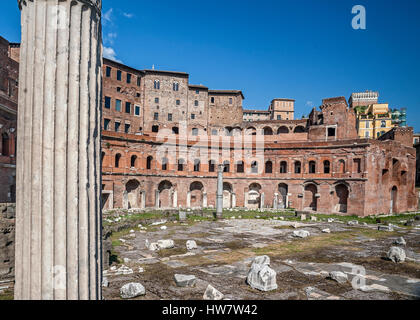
[15,0,103,300]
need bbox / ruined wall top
[18,0,102,14]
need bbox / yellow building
[355,103,396,139]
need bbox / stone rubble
[203,284,224,300]
[120,282,146,299]
[174,274,197,287]
[293,230,310,238]
[387,246,406,263]
[186,240,198,250]
[246,256,278,292]
[328,271,348,284]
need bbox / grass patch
[157,246,188,258]
[0,290,14,300]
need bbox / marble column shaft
[216,165,224,217]
[15,0,103,300]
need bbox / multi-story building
[243,109,271,122]
[349,90,379,108]
[355,103,397,139]
[0,36,18,203]
[413,133,420,146]
[269,99,295,120]
[2,39,417,216]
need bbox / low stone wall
[0,203,15,280]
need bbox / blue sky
[1,0,419,131]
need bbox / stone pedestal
[15,0,103,300]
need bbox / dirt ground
[102,214,420,300]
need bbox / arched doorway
[278,183,288,209]
[247,183,262,209]
[335,184,349,213]
[223,182,233,208]
[126,180,140,209]
[158,180,173,208]
[391,186,398,213]
[304,184,317,211]
[190,181,204,208]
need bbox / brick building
[0,36,18,203]
[100,58,417,216]
[1,40,417,216]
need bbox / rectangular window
[127,73,131,84]
[106,66,111,77]
[125,124,130,134]
[117,70,122,81]
[194,100,199,107]
[115,99,121,112]
[176,100,180,106]
[115,122,121,132]
[277,115,281,120]
[211,97,215,104]
[125,102,131,114]
[155,97,159,104]
[135,106,140,116]
[154,113,159,121]
[168,113,172,121]
[191,114,195,120]
[196,90,199,94]
[104,118,111,130]
[105,96,111,109]
[229,98,233,104]
[137,76,141,86]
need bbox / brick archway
[304,183,317,211]
[335,184,349,213]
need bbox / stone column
[216,165,224,218]
[260,193,265,210]
[141,191,146,209]
[187,191,191,208]
[122,191,129,210]
[202,192,208,208]
[232,193,236,208]
[155,190,160,209]
[172,190,178,208]
[15,0,103,300]
[273,193,278,209]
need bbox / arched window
[277,126,289,134]
[1,133,9,156]
[294,126,305,133]
[353,158,361,173]
[294,161,301,174]
[338,160,346,173]
[162,157,168,171]
[209,160,216,173]
[265,161,273,174]
[251,161,258,174]
[115,154,121,168]
[194,159,201,172]
[223,161,230,173]
[154,80,160,90]
[263,127,273,135]
[280,161,288,174]
[309,161,316,174]
[323,160,330,174]
[225,127,233,136]
[192,128,198,136]
[178,159,185,171]
[147,156,153,170]
[381,120,386,128]
[236,161,244,173]
[130,155,137,168]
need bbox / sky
[1,0,419,131]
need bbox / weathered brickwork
[0,37,18,203]
[0,203,15,280]
[1,39,416,216]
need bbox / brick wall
[0,203,15,280]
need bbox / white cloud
[103,8,113,25]
[123,12,134,18]
[103,46,122,63]
[306,101,314,107]
[105,32,117,45]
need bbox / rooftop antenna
[152,64,155,70]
